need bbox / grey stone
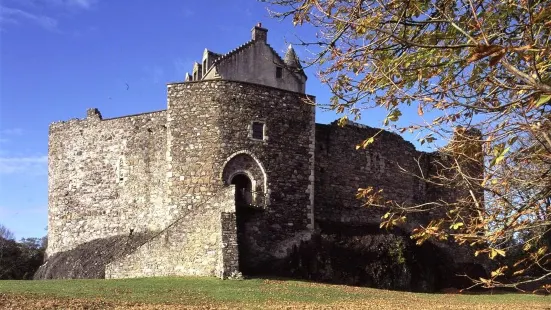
[45,25,480,281]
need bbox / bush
[0,235,46,280]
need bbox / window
[251,122,264,140]
[202,59,207,75]
[117,158,125,182]
[276,66,283,78]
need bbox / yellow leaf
[450,222,464,230]
[362,137,375,148]
[496,248,506,257]
[489,248,506,259]
[491,266,507,277]
[513,269,525,276]
[490,249,497,259]
[417,104,423,116]
[535,94,550,107]
[337,116,348,127]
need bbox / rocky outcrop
[259,223,488,292]
[34,233,150,279]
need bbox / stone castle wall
[105,185,238,278]
[47,79,315,276]
[47,110,168,256]
[46,77,480,279]
[314,122,431,226]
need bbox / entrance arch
[221,151,267,275]
[221,151,267,206]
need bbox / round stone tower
[166,79,315,273]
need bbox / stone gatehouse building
[46,24,472,280]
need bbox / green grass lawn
[0,277,549,309]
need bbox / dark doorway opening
[230,174,252,207]
[230,174,254,275]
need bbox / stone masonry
[46,24,476,279]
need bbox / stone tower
[164,22,315,274]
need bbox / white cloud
[0,6,58,31]
[65,0,97,9]
[0,0,97,31]
[44,0,98,9]
[0,128,23,144]
[5,0,98,10]
[0,155,48,174]
[0,128,23,136]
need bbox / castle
[46,24,474,280]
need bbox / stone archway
[221,152,267,275]
[221,152,267,206]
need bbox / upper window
[251,122,264,140]
[203,59,207,75]
[276,66,283,79]
[117,157,126,182]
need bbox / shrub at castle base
[1,236,45,280]
[255,224,488,292]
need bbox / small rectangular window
[252,122,264,140]
[276,66,283,78]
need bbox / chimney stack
[251,22,268,43]
[86,108,102,121]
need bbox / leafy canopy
[265,0,551,290]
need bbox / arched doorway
[221,152,267,207]
[230,174,253,207]
[221,152,267,275]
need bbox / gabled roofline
[265,44,307,80]
[202,40,255,78]
[202,40,306,84]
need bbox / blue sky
[0,0,425,239]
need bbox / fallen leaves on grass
[2,293,551,310]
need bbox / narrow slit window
[252,122,264,140]
[276,66,283,79]
[117,158,125,182]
